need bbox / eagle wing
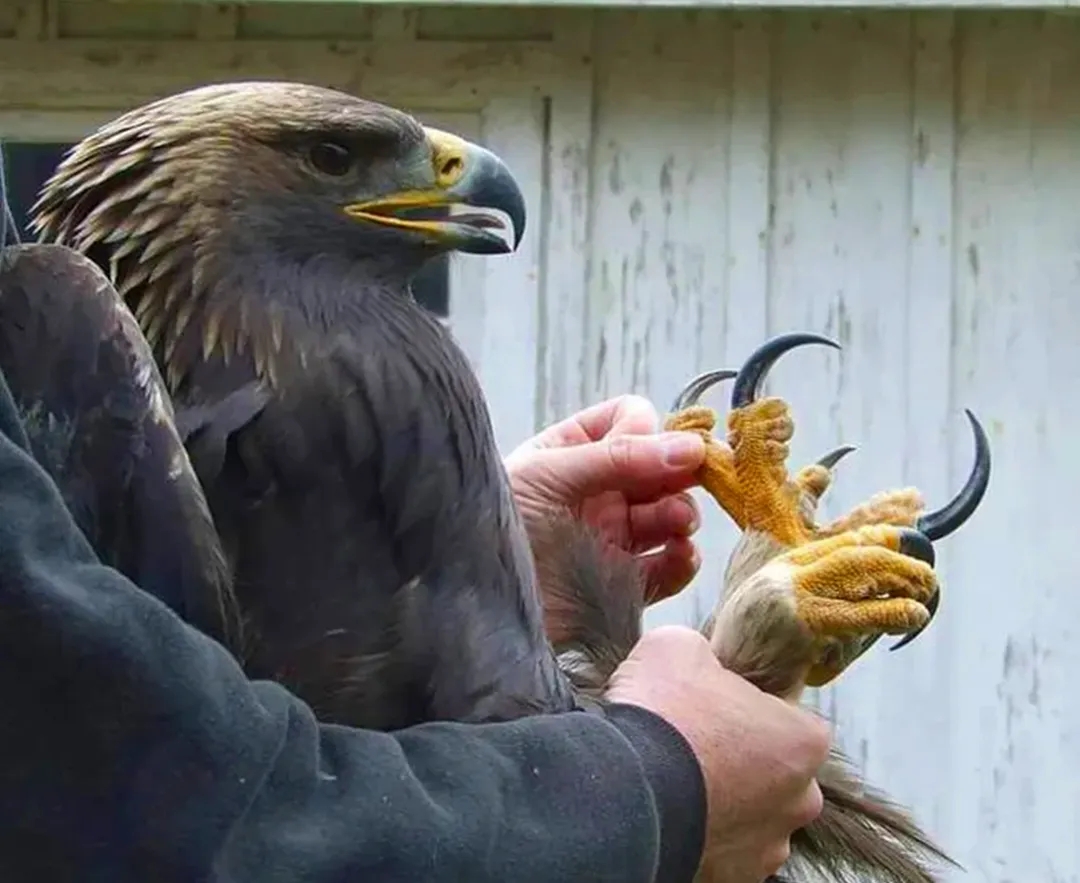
[0,240,240,651]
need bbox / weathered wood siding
[1,5,1077,880]
[582,12,1080,883]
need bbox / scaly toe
[797,595,930,638]
[789,546,938,605]
[665,406,751,529]
[818,487,926,537]
[664,405,717,435]
[726,398,806,546]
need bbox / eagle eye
[309,141,354,177]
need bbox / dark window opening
[1,140,451,318]
[3,142,69,242]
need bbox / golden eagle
[0,81,989,883]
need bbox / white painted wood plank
[853,7,959,849]
[766,10,915,556]
[790,10,966,864]
[151,0,1080,10]
[686,9,775,631]
[475,94,547,452]
[943,12,1080,880]
[764,9,914,598]
[658,9,777,636]
[535,11,595,426]
[0,38,580,108]
[584,11,736,629]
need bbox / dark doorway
[0,141,451,318]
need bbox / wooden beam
[91,0,1080,10]
[196,4,240,40]
[0,38,579,109]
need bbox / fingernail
[661,432,704,468]
[680,498,701,533]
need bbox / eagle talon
[724,334,839,547]
[890,588,940,651]
[664,343,843,541]
[778,525,938,686]
[714,523,940,693]
[729,332,841,408]
[897,528,935,567]
[679,334,990,685]
[670,369,738,412]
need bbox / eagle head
[30,81,527,389]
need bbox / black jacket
[0,345,706,881]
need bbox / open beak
[344,127,526,255]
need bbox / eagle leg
[666,335,989,883]
[669,335,990,691]
[704,521,940,702]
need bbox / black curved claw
[889,411,989,652]
[671,369,738,412]
[816,445,857,470]
[730,332,841,409]
[897,527,936,567]
[889,528,938,651]
[916,409,991,541]
[890,588,940,652]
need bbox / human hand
[606,626,829,883]
[505,395,706,613]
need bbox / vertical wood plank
[765,10,920,753]
[945,12,1080,879]
[477,94,546,452]
[195,5,239,41]
[586,10,736,628]
[690,8,776,626]
[536,10,595,428]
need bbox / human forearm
[0,371,704,883]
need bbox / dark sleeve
[0,368,705,882]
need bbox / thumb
[539,431,705,500]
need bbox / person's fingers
[585,493,694,559]
[759,839,794,880]
[790,781,824,831]
[752,783,822,880]
[639,537,701,604]
[527,432,705,503]
[627,493,701,551]
[526,395,660,450]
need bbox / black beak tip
[451,144,527,255]
[482,157,527,252]
[474,236,514,256]
[509,203,526,250]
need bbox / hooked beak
[344,127,526,255]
